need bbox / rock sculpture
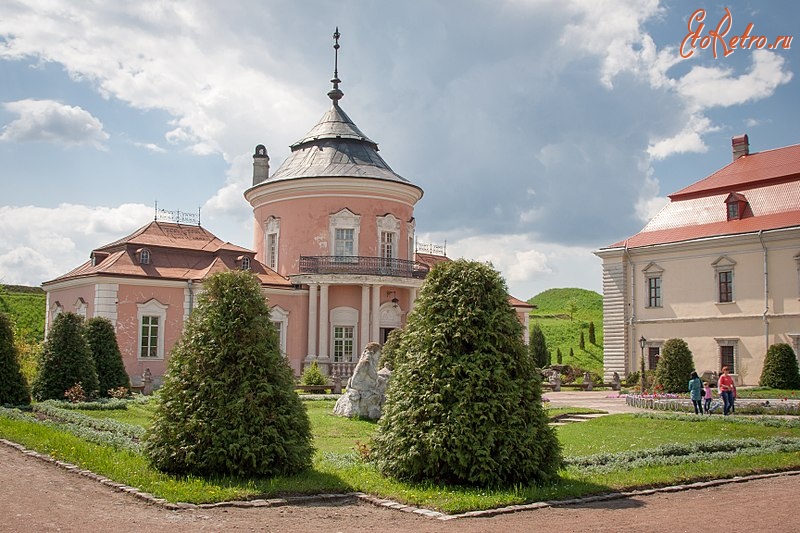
[333,342,391,419]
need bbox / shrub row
[565,436,800,474]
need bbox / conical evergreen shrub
[588,321,596,345]
[759,343,800,389]
[145,270,314,477]
[372,259,562,487]
[0,313,31,405]
[32,312,98,401]
[653,338,695,393]
[529,323,549,368]
[85,317,130,397]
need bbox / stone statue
[582,371,593,391]
[142,368,153,396]
[611,372,621,391]
[548,372,562,392]
[333,342,391,420]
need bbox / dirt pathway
[2,444,800,533]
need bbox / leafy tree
[32,312,98,401]
[0,313,30,405]
[299,360,328,386]
[579,331,585,350]
[556,347,563,364]
[372,259,561,487]
[653,338,695,393]
[529,323,549,368]
[145,271,313,477]
[85,317,130,397]
[588,321,596,345]
[759,343,800,390]
[566,298,578,321]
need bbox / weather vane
[328,27,344,102]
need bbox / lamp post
[639,336,647,393]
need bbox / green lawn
[2,398,800,514]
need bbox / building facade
[596,135,800,385]
[42,43,532,388]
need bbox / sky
[0,1,798,300]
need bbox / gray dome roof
[268,102,411,184]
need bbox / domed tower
[244,29,425,374]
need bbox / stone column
[409,287,418,313]
[318,283,330,362]
[360,284,370,353]
[371,284,381,342]
[305,283,317,363]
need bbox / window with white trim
[270,305,289,356]
[712,256,736,303]
[333,326,355,362]
[137,299,167,359]
[330,306,358,363]
[74,297,88,318]
[380,231,395,259]
[643,263,664,309]
[329,209,360,259]
[137,248,151,265]
[717,339,738,374]
[265,216,280,271]
[335,228,355,257]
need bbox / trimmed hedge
[759,343,800,390]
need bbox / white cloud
[647,114,720,160]
[133,141,166,153]
[0,99,109,148]
[0,203,152,286]
[677,50,793,110]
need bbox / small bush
[372,259,561,488]
[759,343,800,389]
[32,312,99,401]
[64,382,87,403]
[653,338,696,393]
[85,317,130,397]
[300,361,328,386]
[145,271,314,477]
[0,312,31,405]
[529,323,549,368]
[107,386,130,399]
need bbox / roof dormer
[136,248,152,265]
[724,192,749,221]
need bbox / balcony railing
[299,255,429,279]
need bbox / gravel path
[3,443,800,533]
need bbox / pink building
[42,42,532,388]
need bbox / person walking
[718,366,736,416]
[688,371,704,415]
[703,381,713,414]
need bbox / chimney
[252,144,270,185]
[731,134,749,161]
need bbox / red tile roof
[43,221,291,287]
[671,143,800,200]
[604,142,800,250]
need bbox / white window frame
[270,305,289,356]
[330,307,358,363]
[712,256,736,304]
[716,338,738,375]
[329,209,360,259]
[137,299,168,360]
[138,248,151,265]
[74,297,88,318]
[642,262,664,309]
[241,256,251,270]
[377,214,400,260]
[265,216,280,271]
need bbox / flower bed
[626,394,800,415]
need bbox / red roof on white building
[604,139,800,250]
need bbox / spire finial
[328,27,344,103]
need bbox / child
[703,382,713,414]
